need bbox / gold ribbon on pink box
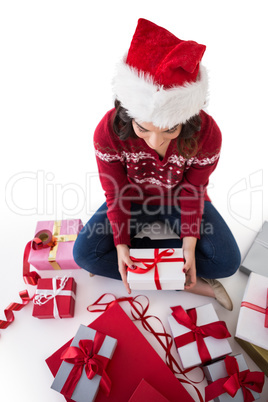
[23,221,78,285]
[47,221,78,270]
[241,288,268,328]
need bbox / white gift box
[235,272,268,350]
[127,248,185,290]
[203,354,261,402]
[168,303,232,370]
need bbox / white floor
[1,1,268,401]
[0,221,267,401]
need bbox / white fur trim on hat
[112,61,208,129]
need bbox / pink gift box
[28,219,83,270]
[32,277,76,319]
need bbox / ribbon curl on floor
[0,290,32,330]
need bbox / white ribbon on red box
[33,276,75,319]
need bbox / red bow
[128,248,184,290]
[241,288,268,328]
[205,355,265,402]
[171,306,231,364]
[60,332,111,398]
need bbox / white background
[0,1,268,401]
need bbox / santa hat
[112,19,208,128]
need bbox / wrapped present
[240,221,268,277]
[235,272,268,350]
[28,219,83,271]
[46,303,194,402]
[127,248,185,290]
[235,337,268,377]
[51,325,117,402]
[32,276,76,319]
[168,303,232,370]
[128,379,169,402]
[203,354,264,402]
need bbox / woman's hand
[182,237,197,290]
[116,244,136,294]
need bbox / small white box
[127,248,185,290]
[203,354,262,401]
[168,303,232,370]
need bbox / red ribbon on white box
[33,277,75,319]
[128,248,184,290]
[241,288,268,328]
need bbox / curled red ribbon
[60,331,111,398]
[23,240,41,285]
[31,229,57,250]
[1,231,57,334]
[0,289,32,330]
[205,355,265,402]
[241,293,268,328]
[128,248,184,290]
[171,305,231,364]
[23,231,58,285]
[0,238,41,334]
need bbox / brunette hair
[112,99,201,158]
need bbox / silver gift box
[51,324,117,402]
[240,221,268,277]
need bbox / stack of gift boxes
[235,221,268,378]
[166,302,265,401]
[27,219,82,320]
[6,218,268,400]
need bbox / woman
[73,18,241,310]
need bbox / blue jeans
[73,201,241,280]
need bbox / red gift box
[32,277,76,319]
[46,303,194,402]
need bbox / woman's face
[132,120,182,150]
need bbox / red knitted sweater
[94,108,222,246]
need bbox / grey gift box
[203,354,261,402]
[240,221,268,277]
[51,324,117,402]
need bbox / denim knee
[73,236,96,272]
[214,245,241,278]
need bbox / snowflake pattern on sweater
[95,148,220,189]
